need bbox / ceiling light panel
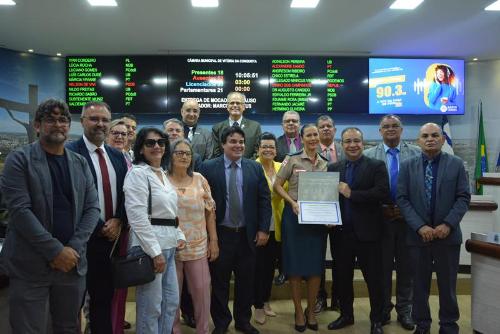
[485,1,500,11]
[389,0,424,10]
[87,0,118,7]
[191,0,219,8]
[0,0,16,5]
[290,0,320,8]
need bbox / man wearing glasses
[364,115,420,331]
[275,110,302,163]
[1,99,99,332]
[66,101,128,334]
[212,92,262,159]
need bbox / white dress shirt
[83,135,117,221]
[123,164,186,258]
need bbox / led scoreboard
[66,56,168,113]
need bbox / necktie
[425,160,433,209]
[346,161,354,186]
[232,121,239,128]
[228,162,241,227]
[388,148,399,202]
[289,138,297,154]
[188,127,194,142]
[324,148,331,161]
[96,148,113,221]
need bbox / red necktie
[96,148,113,221]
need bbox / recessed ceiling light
[485,1,500,11]
[191,0,218,8]
[389,0,424,10]
[87,0,117,7]
[290,0,320,8]
[472,58,478,61]
[28,49,34,53]
[0,0,16,5]
[56,53,62,57]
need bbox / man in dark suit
[181,99,214,161]
[212,92,262,159]
[200,126,272,334]
[315,114,344,314]
[275,110,302,162]
[1,99,100,333]
[327,127,389,334]
[397,123,470,334]
[364,115,420,330]
[66,101,128,334]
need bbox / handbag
[111,179,156,288]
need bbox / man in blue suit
[66,101,128,334]
[397,123,470,334]
[200,126,272,334]
[1,99,100,333]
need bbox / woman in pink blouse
[169,139,219,334]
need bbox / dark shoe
[304,308,318,331]
[123,320,131,329]
[330,298,340,312]
[313,295,327,314]
[182,313,196,328]
[397,314,415,331]
[212,327,228,334]
[327,315,354,330]
[294,312,306,332]
[371,322,384,334]
[413,328,430,334]
[381,312,391,326]
[235,323,259,334]
[274,273,286,286]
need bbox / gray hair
[167,138,194,177]
[316,115,335,127]
[282,110,300,122]
[163,118,183,130]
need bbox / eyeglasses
[144,139,167,148]
[83,116,110,124]
[283,119,299,124]
[43,116,70,125]
[381,124,401,130]
[173,150,192,157]
[342,139,362,144]
[110,131,127,137]
[260,145,276,150]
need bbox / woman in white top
[123,127,186,334]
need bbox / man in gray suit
[212,92,262,159]
[0,99,100,333]
[397,123,470,334]
[181,99,214,160]
[364,115,420,330]
[275,110,302,162]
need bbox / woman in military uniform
[274,124,328,332]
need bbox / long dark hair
[132,127,170,167]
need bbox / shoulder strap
[148,177,152,221]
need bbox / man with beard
[0,99,100,333]
[66,101,128,334]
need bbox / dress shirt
[222,155,245,228]
[228,116,243,127]
[285,135,302,152]
[83,135,117,221]
[123,164,186,258]
[320,141,338,162]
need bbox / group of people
[0,90,470,334]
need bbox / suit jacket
[276,134,303,163]
[328,155,390,242]
[316,141,345,162]
[0,142,100,280]
[187,124,214,161]
[66,137,128,235]
[199,156,272,251]
[396,152,470,246]
[212,118,262,159]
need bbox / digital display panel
[167,56,269,114]
[369,58,465,115]
[269,57,368,114]
[66,56,168,113]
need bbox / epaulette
[318,153,329,161]
[286,150,303,157]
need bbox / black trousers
[333,229,384,323]
[210,227,255,330]
[381,218,413,316]
[409,244,460,334]
[318,228,339,303]
[86,237,114,334]
[254,231,279,308]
